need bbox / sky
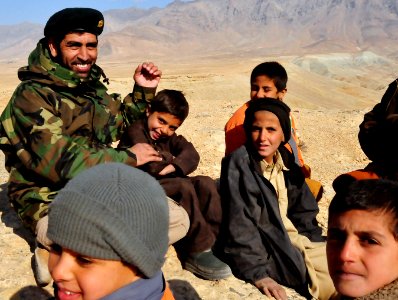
[0,0,180,25]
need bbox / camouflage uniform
[0,39,156,231]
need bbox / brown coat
[120,119,221,253]
[119,119,199,178]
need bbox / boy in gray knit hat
[47,162,174,300]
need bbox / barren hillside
[1,0,398,61]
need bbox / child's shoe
[183,249,232,280]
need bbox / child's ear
[146,107,151,117]
[278,88,287,101]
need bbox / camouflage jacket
[0,39,156,230]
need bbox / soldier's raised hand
[133,62,162,88]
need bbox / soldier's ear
[48,38,59,57]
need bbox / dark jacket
[359,78,398,164]
[119,119,200,178]
[332,78,398,191]
[214,145,323,289]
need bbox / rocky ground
[0,56,385,299]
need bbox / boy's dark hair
[329,179,398,239]
[149,89,189,122]
[250,61,288,92]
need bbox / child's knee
[167,197,190,245]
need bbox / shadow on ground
[0,183,35,250]
[9,286,53,300]
[169,279,201,300]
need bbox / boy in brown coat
[119,89,231,281]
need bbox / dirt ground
[0,55,388,299]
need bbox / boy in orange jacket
[224,61,323,200]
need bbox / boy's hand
[254,277,287,300]
[158,164,176,176]
[133,62,162,88]
[129,143,161,166]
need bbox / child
[224,61,324,201]
[358,78,398,168]
[47,163,174,300]
[215,98,336,300]
[225,61,289,156]
[119,89,231,281]
[327,179,398,299]
[332,78,398,191]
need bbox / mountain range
[1,0,398,62]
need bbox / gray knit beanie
[47,163,169,278]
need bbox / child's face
[249,110,284,164]
[49,245,139,300]
[327,209,398,297]
[250,75,286,101]
[146,110,182,140]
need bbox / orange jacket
[332,169,380,194]
[224,101,305,167]
[162,284,175,300]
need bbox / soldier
[0,7,189,286]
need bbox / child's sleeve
[168,134,200,176]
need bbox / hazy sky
[0,0,180,25]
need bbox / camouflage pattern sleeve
[0,84,137,185]
[0,79,155,228]
[120,85,156,127]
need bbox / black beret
[244,98,291,144]
[44,8,104,38]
